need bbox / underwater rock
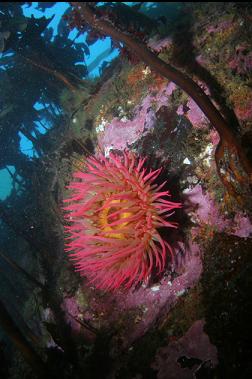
[152,319,218,379]
[68,241,203,351]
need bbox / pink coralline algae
[61,296,81,333]
[98,101,156,152]
[233,91,252,121]
[176,82,210,128]
[231,214,252,238]
[186,98,209,127]
[98,81,177,152]
[152,319,218,379]
[177,99,208,128]
[195,54,208,66]
[184,184,252,238]
[147,36,173,53]
[207,20,233,34]
[64,151,181,291]
[209,129,220,145]
[235,103,252,121]
[229,45,252,76]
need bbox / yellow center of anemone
[99,199,132,239]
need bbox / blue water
[22,2,120,78]
[0,166,16,200]
[0,2,121,200]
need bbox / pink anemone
[64,151,181,291]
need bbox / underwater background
[0,2,252,378]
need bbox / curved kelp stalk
[71,3,252,206]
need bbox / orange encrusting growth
[64,151,181,291]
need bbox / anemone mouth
[99,199,133,239]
